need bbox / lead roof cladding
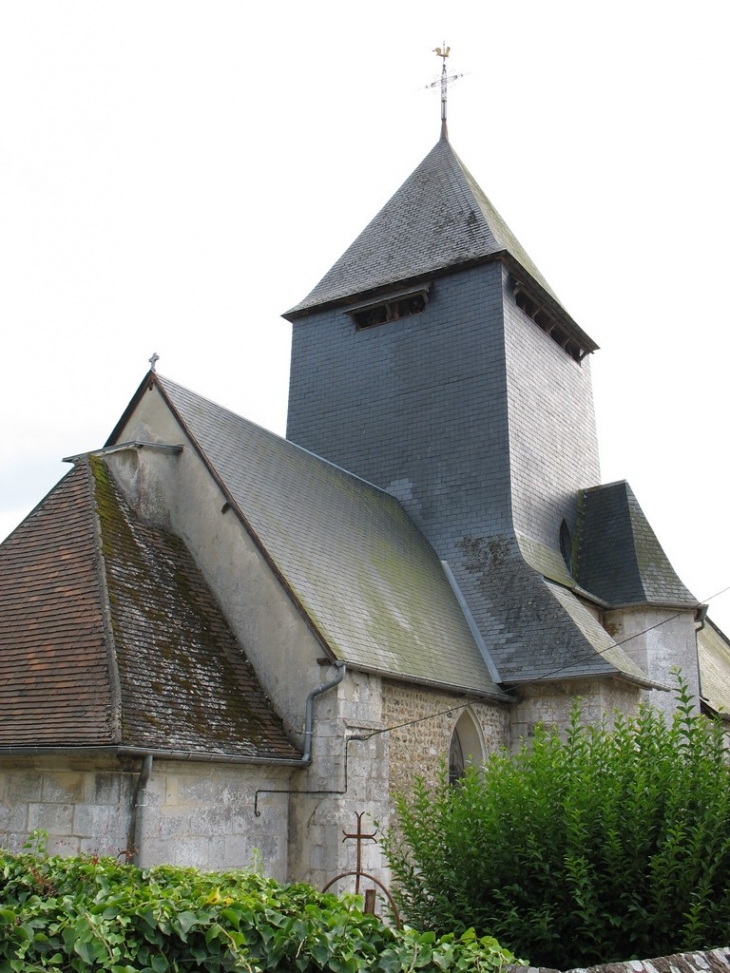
[146,373,506,698]
[286,136,588,334]
[0,457,300,758]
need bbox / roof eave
[284,253,599,357]
[502,668,667,692]
[0,744,305,765]
[346,660,513,704]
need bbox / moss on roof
[90,455,299,759]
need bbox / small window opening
[349,286,430,330]
[560,519,573,575]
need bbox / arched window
[448,710,486,785]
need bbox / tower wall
[287,261,600,566]
[287,263,512,558]
[502,267,601,550]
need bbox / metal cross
[427,43,464,140]
[341,811,377,895]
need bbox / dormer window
[349,284,430,330]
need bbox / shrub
[384,678,730,968]
[0,837,521,972]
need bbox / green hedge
[0,837,521,972]
[384,677,730,968]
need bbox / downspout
[128,754,153,865]
[301,661,346,763]
[695,603,708,633]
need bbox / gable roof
[575,481,698,609]
[285,137,596,355]
[0,458,300,760]
[113,373,507,700]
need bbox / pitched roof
[0,458,299,759]
[455,535,654,687]
[285,137,591,349]
[575,481,698,608]
[0,463,115,746]
[137,374,506,699]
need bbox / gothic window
[448,727,465,785]
[448,709,486,785]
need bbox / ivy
[0,838,521,972]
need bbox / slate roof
[286,137,596,355]
[455,534,653,687]
[119,374,507,699]
[0,458,300,759]
[575,481,698,608]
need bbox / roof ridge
[85,455,124,744]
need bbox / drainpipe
[301,661,346,763]
[128,754,153,865]
[695,603,708,632]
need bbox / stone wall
[0,755,134,857]
[604,606,701,718]
[518,946,730,973]
[509,678,642,745]
[381,680,509,795]
[0,754,293,880]
[139,759,292,879]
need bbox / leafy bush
[384,678,730,968]
[0,837,521,972]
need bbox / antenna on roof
[428,43,463,140]
[148,352,160,371]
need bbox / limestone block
[27,802,74,835]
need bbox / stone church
[1,120,728,891]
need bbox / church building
[1,107,727,891]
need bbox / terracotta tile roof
[0,458,300,760]
[0,462,115,746]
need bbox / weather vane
[427,43,464,140]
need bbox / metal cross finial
[427,43,463,140]
[148,352,160,371]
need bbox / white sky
[2,2,729,635]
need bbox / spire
[286,138,573,319]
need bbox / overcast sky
[2,2,729,635]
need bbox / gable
[110,373,507,699]
[0,454,299,760]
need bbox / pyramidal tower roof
[287,135,565,319]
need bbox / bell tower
[283,125,609,680]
